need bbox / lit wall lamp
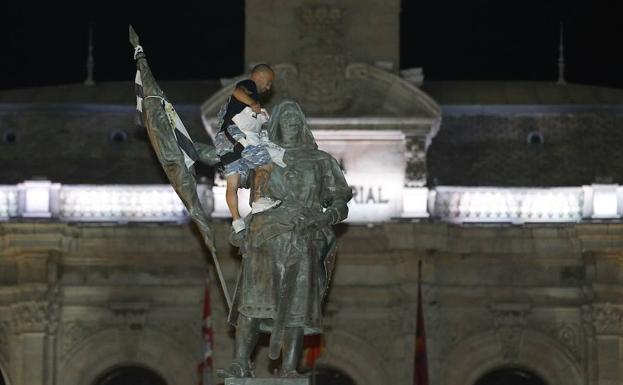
[585,184,620,219]
[17,180,60,218]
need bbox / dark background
[1,1,620,90]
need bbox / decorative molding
[109,301,150,331]
[490,304,531,362]
[10,300,48,333]
[550,322,581,361]
[592,304,623,336]
[405,135,427,186]
[6,285,60,335]
[581,304,595,336]
[0,321,9,357]
[60,316,199,361]
[149,319,201,356]
[297,5,348,113]
[60,321,101,358]
[47,284,61,334]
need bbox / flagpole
[414,259,429,385]
[129,25,232,311]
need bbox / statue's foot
[279,369,305,378]
[217,361,253,378]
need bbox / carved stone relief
[550,322,582,361]
[60,302,201,361]
[60,321,101,358]
[405,135,427,186]
[9,285,61,335]
[490,305,530,362]
[0,321,9,358]
[296,5,349,113]
[109,301,150,331]
[591,304,623,335]
[10,301,50,334]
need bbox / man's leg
[226,172,241,220]
[250,163,282,214]
[251,163,273,203]
[281,326,304,376]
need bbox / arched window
[475,367,547,385]
[2,131,16,144]
[109,129,129,143]
[526,131,544,146]
[92,366,167,385]
[305,366,357,385]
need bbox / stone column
[591,305,623,385]
[8,285,59,385]
[10,301,48,385]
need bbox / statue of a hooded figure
[220,100,352,378]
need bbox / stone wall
[245,0,400,72]
[2,221,623,384]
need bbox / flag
[197,275,215,385]
[414,260,429,385]
[134,59,199,170]
[129,25,232,311]
[303,334,323,369]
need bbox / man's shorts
[214,125,272,178]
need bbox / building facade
[2,1,623,385]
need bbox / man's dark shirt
[220,79,259,131]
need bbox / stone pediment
[200,62,440,136]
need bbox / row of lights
[434,185,621,223]
[59,187,188,219]
[435,188,583,222]
[0,187,18,218]
[1,182,622,224]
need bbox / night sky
[1,1,621,90]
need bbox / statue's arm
[194,142,220,166]
[320,157,353,225]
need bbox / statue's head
[268,100,317,149]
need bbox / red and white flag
[198,275,214,385]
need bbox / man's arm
[232,86,261,113]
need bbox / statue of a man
[220,100,352,378]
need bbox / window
[475,367,547,385]
[2,131,16,144]
[109,129,128,143]
[526,131,544,145]
[92,366,167,385]
[304,366,357,385]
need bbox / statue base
[224,377,310,385]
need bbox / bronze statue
[221,100,352,378]
[129,27,350,379]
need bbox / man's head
[250,64,275,94]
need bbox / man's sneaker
[251,197,281,214]
[232,218,246,233]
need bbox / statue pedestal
[224,377,310,385]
